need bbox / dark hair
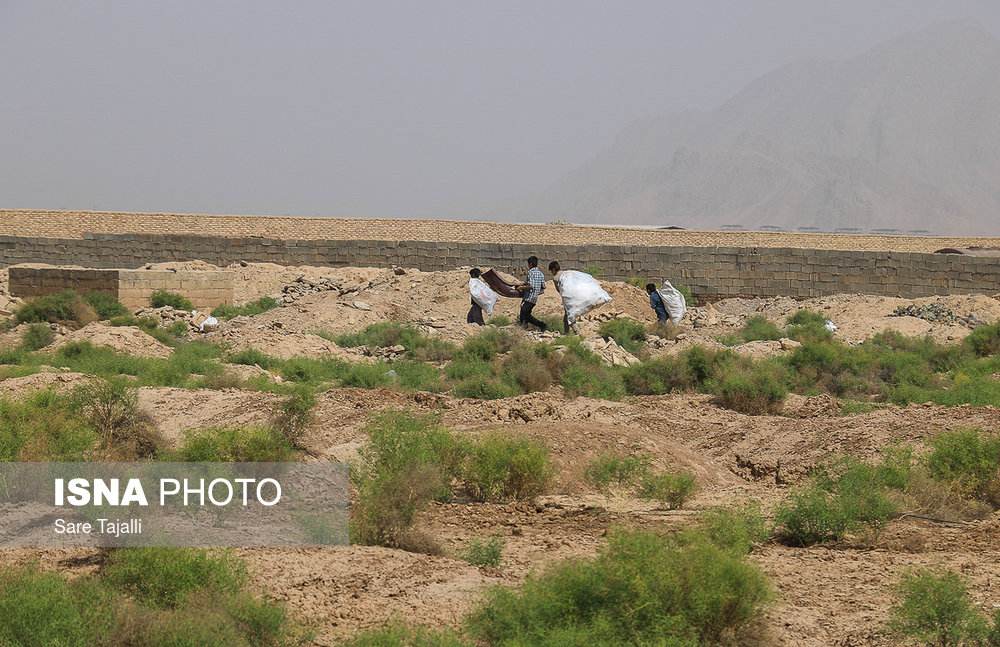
[548,261,561,273]
[646,283,656,292]
[527,256,538,267]
[469,268,481,278]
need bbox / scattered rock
[353,301,372,311]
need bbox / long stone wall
[1,232,997,302]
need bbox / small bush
[597,317,647,355]
[335,621,475,647]
[774,458,897,546]
[648,320,685,341]
[888,567,988,647]
[967,321,1000,357]
[699,501,772,554]
[452,376,518,400]
[20,323,54,351]
[102,548,247,609]
[465,432,554,502]
[460,536,506,569]
[923,427,1000,506]
[352,411,465,549]
[272,386,316,447]
[458,328,517,362]
[166,320,189,338]
[15,290,97,328]
[466,528,773,646]
[0,563,117,647]
[175,425,293,462]
[150,289,194,311]
[0,390,96,462]
[713,364,787,415]
[785,309,833,343]
[83,292,129,319]
[584,453,652,512]
[639,470,696,509]
[211,296,282,320]
[498,346,553,393]
[584,264,602,278]
[488,314,512,327]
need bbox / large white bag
[656,280,687,322]
[469,278,498,316]
[554,270,611,323]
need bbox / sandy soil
[3,264,1000,646]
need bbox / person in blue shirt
[646,283,670,323]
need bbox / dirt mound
[43,322,173,358]
[0,371,91,398]
[208,318,370,361]
[137,387,282,444]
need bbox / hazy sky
[2,1,998,220]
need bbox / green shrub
[466,529,773,646]
[102,548,247,609]
[619,355,691,395]
[150,289,194,311]
[458,328,516,362]
[391,359,445,392]
[639,470,696,509]
[460,536,506,569]
[923,428,1000,505]
[559,361,626,400]
[713,364,787,415]
[20,323,54,351]
[83,291,128,319]
[335,322,454,362]
[967,321,1000,357]
[888,567,988,647]
[774,459,896,546]
[785,309,833,343]
[699,501,772,554]
[340,362,395,389]
[175,425,293,462]
[498,345,553,393]
[272,386,316,447]
[540,314,567,335]
[584,264,603,278]
[0,563,118,647]
[211,296,282,320]
[597,317,647,355]
[488,314,512,327]
[166,320,189,338]
[335,621,475,647]
[465,432,554,502]
[14,290,97,328]
[0,390,96,462]
[452,376,518,400]
[352,411,465,548]
[584,453,652,512]
[226,348,280,370]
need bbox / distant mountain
[496,20,1000,235]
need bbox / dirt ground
[4,264,1000,645]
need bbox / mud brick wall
[8,267,120,300]
[1,233,998,302]
[117,270,233,310]
[8,266,234,310]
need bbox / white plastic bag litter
[199,316,219,333]
[656,280,687,322]
[823,319,838,332]
[469,278,498,316]
[554,270,611,323]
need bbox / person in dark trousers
[646,283,670,323]
[467,268,486,326]
[516,256,547,331]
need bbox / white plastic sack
[199,316,219,333]
[554,270,611,323]
[656,281,687,322]
[469,278,498,316]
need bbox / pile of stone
[582,338,641,366]
[133,306,197,326]
[889,303,988,328]
[280,274,392,303]
[686,306,745,328]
